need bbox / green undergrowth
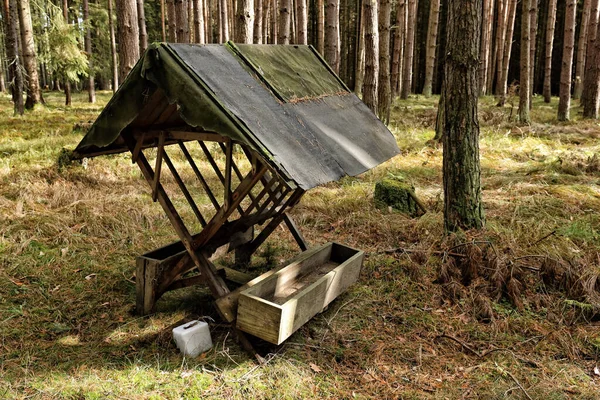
[1,91,600,398]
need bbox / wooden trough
[72,42,399,355]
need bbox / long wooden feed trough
[236,242,364,345]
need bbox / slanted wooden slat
[178,141,221,211]
[152,132,166,202]
[132,132,146,163]
[224,139,233,209]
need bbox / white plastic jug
[172,320,213,358]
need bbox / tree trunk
[391,0,405,97]
[440,0,485,232]
[17,0,41,109]
[316,0,324,52]
[62,0,71,105]
[543,0,557,102]
[262,0,268,41]
[377,0,390,122]
[582,0,599,108]
[558,0,577,121]
[497,0,516,106]
[108,0,119,92]
[519,0,531,123]
[528,0,537,108]
[363,0,378,113]
[422,0,440,97]
[161,0,166,41]
[354,0,364,95]
[253,0,262,42]
[494,0,508,95]
[193,0,205,43]
[485,0,496,95]
[324,0,339,72]
[401,0,415,99]
[236,0,253,42]
[175,0,189,43]
[574,0,592,99]
[296,0,306,44]
[3,0,23,115]
[270,0,277,42]
[167,0,176,41]
[137,0,148,52]
[116,0,140,83]
[83,0,95,103]
[479,0,492,95]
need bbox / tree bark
[494,0,508,95]
[83,0,95,103]
[193,0,205,43]
[391,0,405,97]
[401,0,415,99]
[325,0,339,72]
[440,0,485,232]
[3,0,24,114]
[479,0,492,95]
[582,1,600,118]
[485,0,496,95]
[296,0,306,44]
[558,0,577,121]
[377,0,390,123]
[253,0,262,42]
[354,0,364,95]
[574,0,592,99]
[278,0,290,43]
[496,0,516,106]
[316,0,324,53]
[161,0,166,41]
[363,0,378,113]
[582,0,599,108]
[543,0,557,102]
[519,0,531,123]
[62,0,71,105]
[167,0,176,41]
[175,0,189,43]
[116,0,140,83]
[108,0,119,92]
[236,0,253,42]
[528,0,537,108]
[137,0,148,52]
[17,0,41,109]
[422,0,440,97]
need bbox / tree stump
[374,178,426,217]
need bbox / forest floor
[1,91,600,399]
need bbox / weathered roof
[74,42,399,190]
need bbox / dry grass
[1,91,600,398]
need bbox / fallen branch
[436,334,480,357]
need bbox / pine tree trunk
[161,0,166,41]
[363,0,378,113]
[3,0,24,114]
[528,0,537,108]
[391,0,405,97]
[62,0,71,105]
[290,0,295,43]
[325,0,339,72]
[401,0,415,99]
[253,0,262,42]
[377,0,390,122]
[440,0,485,232]
[188,0,194,42]
[494,0,508,95]
[296,0,306,44]
[83,0,95,103]
[574,0,592,99]
[262,0,268,41]
[354,0,364,95]
[236,0,253,42]
[116,0,140,83]
[422,0,440,97]
[543,0,557,102]
[316,0,324,52]
[581,0,599,108]
[278,0,290,43]
[479,0,493,95]
[497,0,516,106]
[558,0,577,121]
[167,0,176,41]
[175,0,189,43]
[17,0,41,109]
[485,0,495,95]
[108,0,119,91]
[137,0,148,51]
[193,0,205,43]
[519,0,531,123]
[270,0,277,42]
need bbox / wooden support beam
[283,214,308,251]
[163,150,207,227]
[178,141,221,211]
[243,177,276,216]
[132,132,146,163]
[136,129,228,143]
[256,181,284,216]
[224,139,233,209]
[152,132,165,202]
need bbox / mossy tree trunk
[439,0,485,232]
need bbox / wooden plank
[163,150,207,227]
[132,132,146,163]
[152,132,165,202]
[283,214,308,251]
[224,139,233,209]
[178,141,221,211]
[243,177,277,216]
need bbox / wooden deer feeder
[73,43,399,350]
